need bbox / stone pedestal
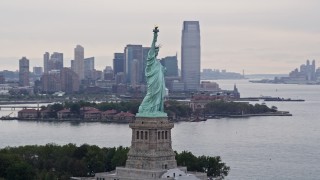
[126,117,177,170]
[94,116,207,180]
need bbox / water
[1,80,320,179]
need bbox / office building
[40,68,79,94]
[60,68,80,93]
[161,55,179,77]
[113,53,125,77]
[70,60,75,72]
[181,21,201,91]
[124,45,143,84]
[104,66,114,80]
[40,71,61,93]
[0,74,4,84]
[49,52,64,71]
[131,59,139,87]
[74,45,85,80]
[33,67,43,76]
[19,57,30,86]
[115,72,126,84]
[43,52,50,73]
[84,57,95,79]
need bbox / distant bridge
[0,106,39,110]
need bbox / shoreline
[1,111,292,123]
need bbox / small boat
[189,116,207,122]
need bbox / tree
[176,151,230,179]
[70,103,81,114]
[111,146,129,168]
[5,161,35,180]
[206,156,230,179]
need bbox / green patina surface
[136,27,167,118]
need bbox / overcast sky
[1,0,320,74]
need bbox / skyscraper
[124,45,143,84]
[43,52,50,73]
[131,59,139,87]
[161,55,179,77]
[0,74,4,84]
[33,67,43,76]
[181,21,201,91]
[104,66,114,80]
[40,71,61,93]
[49,52,64,71]
[113,53,125,77]
[19,57,30,86]
[60,68,80,93]
[74,45,85,80]
[84,57,95,79]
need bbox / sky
[1,0,320,74]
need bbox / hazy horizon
[1,0,320,74]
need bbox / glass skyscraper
[19,57,30,86]
[181,21,201,91]
[74,45,85,80]
[124,45,143,84]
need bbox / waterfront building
[283,60,319,83]
[124,44,143,84]
[200,81,220,91]
[84,110,102,120]
[18,109,38,119]
[189,87,240,111]
[74,45,85,80]
[113,53,125,77]
[101,109,117,120]
[39,109,51,119]
[57,109,73,119]
[113,111,135,121]
[19,57,30,86]
[161,55,179,77]
[181,21,201,91]
[202,68,244,80]
[43,52,50,73]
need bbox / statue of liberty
[136,26,167,117]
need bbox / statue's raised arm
[148,26,159,59]
[136,26,167,118]
[151,26,159,47]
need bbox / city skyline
[1,0,320,74]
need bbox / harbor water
[0,80,319,180]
